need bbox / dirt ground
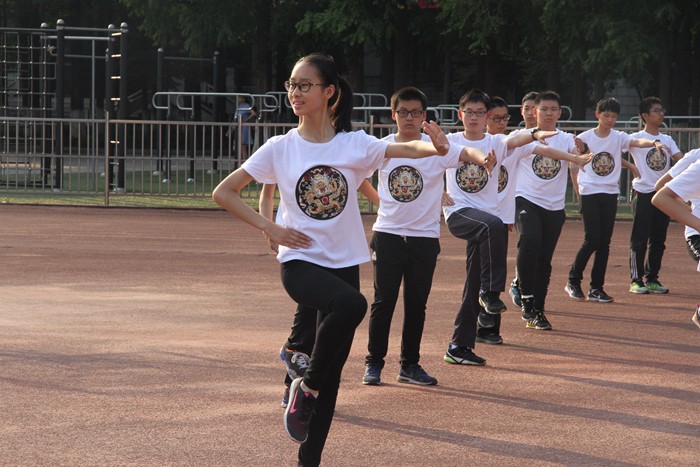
[1,204,698,466]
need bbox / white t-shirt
[577,129,632,195]
[443,132,508,219]
[669,149,700,239]
[628,130,680,193]
[242,128,389,268]
[493,133,516,224]
[515,131,575,211]
[372,133,462,238]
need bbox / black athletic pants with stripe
[629,190,670,283]
[446,207,506,348]
[281,260,366,467]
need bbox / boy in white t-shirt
[442,89,562,365]
[507,91,540,307]
[652,159,700,329]
[363,87,489,386]
[566,97,669,303]
[627,97,683,295]
[476,94,591,340]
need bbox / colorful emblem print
[591,151,615,177]
[532,155,561,180]
[388,165,423,202]
[296,165,348,220]
[456,162,488,193]
[498,165,508,193]
[645,147,666,172]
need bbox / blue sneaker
[283,377,316,443]
[397,364,437,386]
[363,362,382,385]
[509,282,522,307]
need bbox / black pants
[283,305,320,387]
[476,230,508,337]
[629,190,670,283]
[280,260,366,467]
[515,197,566,310]
[687,235,700,262]
[446,207,506,347]
[568,193,617,290]
[366,231,440,368]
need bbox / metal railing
[2,115,699,208]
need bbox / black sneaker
[397,364,438,386]
[477,310,496,328]
[283,377,316,443]
[526,311,552,330]
[478,291,507,314]
[509,281,522,307]
[588,288,614,303]
[280,346,310,380]
[443,345,486,365]
[564,283,586,301]
[521,296,536,321]
[281,386,290,408]
[362,362,382,385]
[475,334,503,345]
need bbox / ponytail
[331,76,353,133]
[296,53,355,134]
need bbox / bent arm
[359,178,379,205]
[652,188,700,231]
[654,172,674,192]
[532,145,591,166]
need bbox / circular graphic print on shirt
[498,165,508,193]
[456,162,488,193]
[591,152,615,176]
[645,147,667,172]
[296,165,348,220]
[388,165,423,202]
[532,155,561,180]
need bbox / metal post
[105,24,115,190]
[116,22,128,191]
[212,50,220,171]
[53,19,65,190]
[156,47,165,174]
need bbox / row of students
[213,52,693,466]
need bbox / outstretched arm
[532,145,592,168]
[213,168,311,249]
[507,129,558,149]
[652,187,699,231]
[385,121,449,159]
[630,137,670,155]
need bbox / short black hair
[390,86,428,111]
[596,97,621,114]
[489,96,508,110]
[536,90,561,106]
[459,89,490,109]
[638,96,662,123]
[521,91,539,105]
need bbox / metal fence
[2,115,699,208]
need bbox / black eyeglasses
[284,80,328,93]
[489,115,510,123]
[395,109,425,118]
[462,110,487,118]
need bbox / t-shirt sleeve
[669,150,700,178]
[620,131,633,153]
[666,161,700,202]
[240,139,277,183]
[360,131,392,172]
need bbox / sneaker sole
[397,375,437,386]
[443,354,486,366]
[526,323,553,330]
[478,297,507,314]
[629,288,649,294]
[647,289,669,294]
[475,336,503,345]
[587,297,614,303]
[362,379,381,386]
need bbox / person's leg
[447,207,507,310]
[629,190,653,285]
[646,192,670,283]
[569,194,601,287]
[590,194,618,291]
[686,235,700,262]
[366,232,405,369]
[533,207,566,311]
[283,304,319,388]
[516,197,544,300]
[281,260,365,464]
[450,240,480,349]
[400,236,440,367]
